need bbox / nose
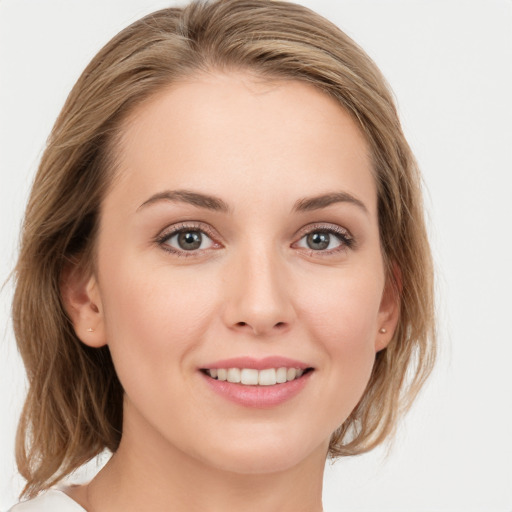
[221,244,296,338]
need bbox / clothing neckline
[51,488,88,511]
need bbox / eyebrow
[292,192,368,215]
[137,189,230,213]
[137,189,368,215]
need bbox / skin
[63,71,399,512]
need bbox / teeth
[258,368,276,386]
[241,369,259,385]
[276,367,287,384]
[227,368,241,383]
[286,368,296,381]
[206,367,308,386]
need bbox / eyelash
[155,222,219,258]
[155,222,355,258]
[294,224,355,256]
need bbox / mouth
[199,356,315,407]
[201,367,314,386]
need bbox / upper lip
[200,356,312,371]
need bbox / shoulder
[7,490,86,512]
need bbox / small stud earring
[379,328,387,334]
[87,328,95,332]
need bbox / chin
[190,427,329,476]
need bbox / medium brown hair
[12,0,436,498]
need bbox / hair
[12,0,436,499]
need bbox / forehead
[109,71,376,216]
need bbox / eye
[156,223,219,256]
[301,232,339,251]
[294,225,354,253]
[168,230,213,251]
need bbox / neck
[80,406,327,512]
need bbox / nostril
[233,320,288,334]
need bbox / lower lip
[201,371,312,408]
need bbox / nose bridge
[223,237,294,336]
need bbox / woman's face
[79,72,397,474]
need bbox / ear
[61,261,107,348]
[375,263,401,352]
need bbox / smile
[203,367,312,386]
[200,357,314,407]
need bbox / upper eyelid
[157,222,219,241]
[155,223,220,257]
[155,221,353,249]
[294,222,352,239]
[293,223,355,254]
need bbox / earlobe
[375,264,401,352]
[61,262,107,348]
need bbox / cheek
[98,255,219,378]
[298,267,383,402]
[300,266,383,343]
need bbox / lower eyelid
[295,226,353,246]
[166,231,214,249]
[155,223,354,256]
[295,239,351,254]
[154,221,228,258]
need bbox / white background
[1,1,511,511]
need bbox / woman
[8,0,435,510]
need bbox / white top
[7,490,86,512]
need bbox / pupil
[178,231,202,250]
[307,232,330,250]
